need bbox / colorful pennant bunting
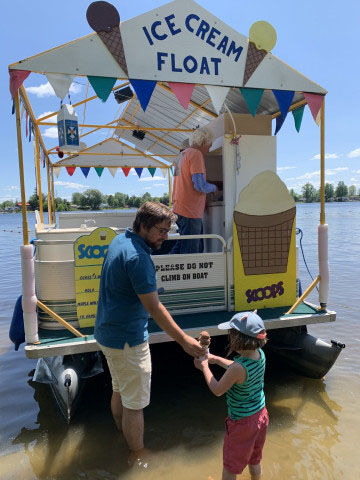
[29,119,32,142]
[272,90,295,121]
[25,111,28,137]
[12,98,15,115]
[292,105,305,133]
[81,167,90,178]
[205,85,230,115]
[135,168,143,178]
[95,167,104,177]
[168,82,195,110]
[122,167,131,177]
[108,167,117,177]
[66,167,76,176]
[274,115,286,135]
[148,168,156,177]
[87,76,117,102]
[129,79,157,112]
[160,168,168,178]
[9,69,30,97]
[303,93,324,126]
[240,88,264,117]
[46,73,74,100]
[53,167,61,178]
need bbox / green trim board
[30,302,326,348]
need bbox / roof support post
[35,129,44,224]
[46,156,52,224]
[14,91,29,245]
[50,164,56,223]
[320,99,325,225]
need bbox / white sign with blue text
[122,0,247,86]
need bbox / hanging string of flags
[54,166,170,178]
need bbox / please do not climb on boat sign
[74,228,117,328]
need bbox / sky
[2,0,360,205]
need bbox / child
[194,311,268,480]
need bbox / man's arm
[138,291,204,357]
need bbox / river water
[0,203,359,479]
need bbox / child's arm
[207,353,233,369]
[194,356,246,397]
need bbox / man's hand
[180,334,205,358]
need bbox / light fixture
[114,86,134,104]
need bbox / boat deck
[24,302,335,359]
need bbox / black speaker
[132,130,146,140]
[114,86,134,104]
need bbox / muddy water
[0,205,359,479]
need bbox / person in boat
[171,126,220,254]
[194,311,268,480]
[94,201,204,465]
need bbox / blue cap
[218,311,266,339]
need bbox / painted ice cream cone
[243,42,267,85]
[234,171,296,275]
[98,27,128,75]
[87,1,128,76]
[243,21,277,86]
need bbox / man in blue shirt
[95,201,203,465]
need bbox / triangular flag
[135,168,143,178]
[168,82,195,110]
[46,73,74,100]
[122,167,131,177]
[12,98,15,115]
[170,166,174,176]
[25,111,29,137]
[274,115,286,135]
[148,168,156,177]
[315,109,321,126]
[303,93,324,125]
[9,69,30,97]
[129,79,157,112]
[240,88,264,117]
[160,168,167,178]
[292,105,305,133]
[95,167,104,177]
[53,166,61,178]
[108,167,117,177]
[81,167,90,178]
[88,76,117,102]
[66,167,76,176]
[272,90,295,122]
[29,119,32,142]
[205,85,230,114]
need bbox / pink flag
[168,82,195,110]
[303,93,324,124]
[9,69,30,97]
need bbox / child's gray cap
[218,311,266,339]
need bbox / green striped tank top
[226,349,266,420]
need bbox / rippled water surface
[0,204,359,479]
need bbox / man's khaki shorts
[99,341,152,410]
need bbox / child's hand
[194,355,208,371]
[207,353,217,364]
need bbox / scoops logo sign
[74,227,117,327]
[245,281,284,304]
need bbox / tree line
[290,181,358,203]
[1,181,358,212]
[0,189,169,212]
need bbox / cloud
[26,81,82,98]
[144,187,152,190]
[0,194,18,202]
[38,111,57,122]
[294,167,348,181]
[311,153,339,160]
[5,185,19,191]
[54,181,89,189]
[347,148,360,158]
[152,183,166,187]
[139,175,165,182]
[277,166,296,171]
[42,127,58,138]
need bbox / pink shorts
[223,407,269,474]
